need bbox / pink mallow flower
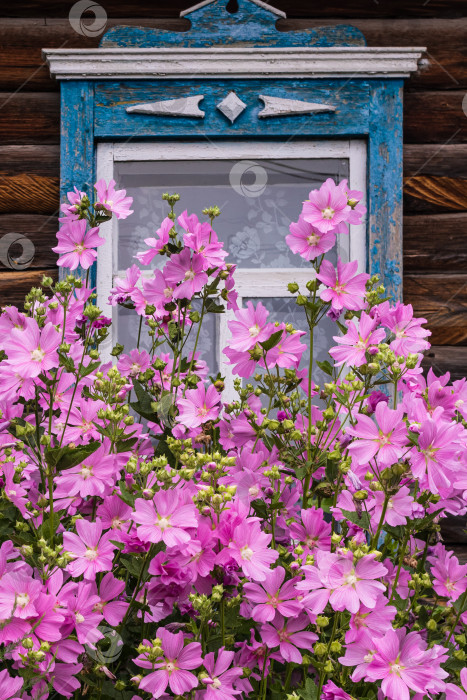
[289,507,332,553]
[302,178,351,233]
[136,628,202,698]
[52,219,105,270]
[200,647,243,699]
[329,312,386,367]
[430,550,467,602]
[317,258,369,312]
[346,403,409,468]
[177,383,221,430]
[118,349,151,378]
[379,301,431,355]
[326,554,387,614]
[260,613,317,663]
[243,566,302,623]
[286,214,336,261]
[365,628,448,700]
[372,486,414,527]
[0,570,42,619]
[54,443,116,499]
[227,301,274,353]
[4,318,60,378]
[63,518,116,580]
[133,490,198,547]
[445,667,467,700]
[95,178,133,219]
[164,249,208,300]
[410,415,463,497]
[227,520,278,582]
[135,216,173,265]
[0,669,23,700]
[322,680,354,700]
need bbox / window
[96,140,366,395]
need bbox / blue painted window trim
[58,0,405,300]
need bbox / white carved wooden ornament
[258,95,336,118]
[126,95,205,117]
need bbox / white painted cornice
[42,47,426,80]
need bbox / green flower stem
[447,587,467,645]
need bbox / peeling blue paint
[100,0,365,49]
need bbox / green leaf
[383,524,405,541]
[130,379,158,421]
[80,360,101,378]
[298,678,318,700]
[317,359,333,376]
[251,499,268,519]
[260,330,283,352]
[120,555,143,579]
[205,299,225,314]
[110,539,125,550]
[45,441,101,472]
[115,436,138,453]
[341,508,371,530]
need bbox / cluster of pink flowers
[0,177,465,700]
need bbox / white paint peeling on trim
[258,94,336,117]
[126,95,205,118]
[42,47,426,80]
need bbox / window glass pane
[117,300,220,377]
[115,157,349,271]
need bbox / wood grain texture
[0,145,59,177]
[404,213,467,273]
[0,269,57,308]
[0,92,59,144]
[404,91,467,144]
[0,174,59,214]
[0,214,58,269]
[422,345,467,382]
[404,274,467,345]
[404,175,467,210]
[403,192,463,217]
[404,144,467,178]
[2,0,465,19]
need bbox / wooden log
[404,213,467,273]
[0,269,57,308]
[404,176,467,211]
[403,192,460,217]
[422,345,467,382]
[0,214,58,269]
[0,145,59,178]
[0,93,59,144]
[404,92,467,144]
[404,144,467,178]
[0,174,59,214]
[404,274,467,345]
[2,0,465,19]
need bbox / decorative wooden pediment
[100,0,366,49]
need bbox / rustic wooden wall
[0,0,466,382]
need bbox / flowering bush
[0,174,466,700]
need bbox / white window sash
[96,140,367,397]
